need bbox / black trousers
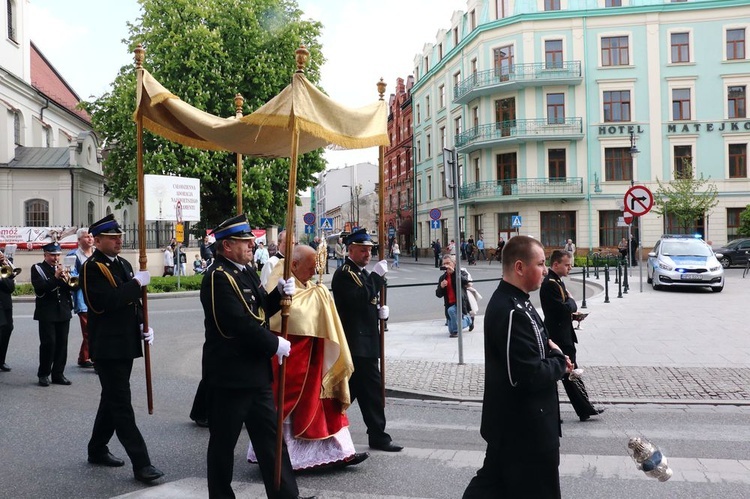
[88,359,151,470]
[463,443,561,499]
[0,307,13,363]
[207,385,298,499]
[561,348,597,418]
[350,356,391,446]
[190,379,208,422]
[37,320,70,377]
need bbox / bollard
[586,255,590,278]
[617,263,623,298]
[594,256,600,280]
[581,266,587,309]
[623,259,629,293]
[614,261,620,284]
[604,265,610,303]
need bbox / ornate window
[25,199,49,227]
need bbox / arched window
[87,201,95,226]
[106,206,112,216]
[25,199,49,227]
[122,209,129,227]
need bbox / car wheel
[646,273,652,284]
[651,278,661,291]
[719,256,731,269]
[711,285,724,293]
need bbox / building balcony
[453,61,582,104]
[459,178,584,204]
[456,118,584,154]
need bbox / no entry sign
[623,185,653,217]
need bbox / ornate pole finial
[134,43,145,69]
[234,93,244,118]
[377,78,386,101]
[295,45,310,73]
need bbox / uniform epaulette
[342,264,363,288]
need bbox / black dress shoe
[38,376,50,387]
[134,465,164,483]
[342,452,369,467]
[192,418,209,428]
[369,441,403,452]
[0,363,10,372]
[579,408,605,422]
[51,375,72,385]
[78,360,95,368]
[88,452,125,467]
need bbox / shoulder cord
[211,266,265,339]
[553,280,567,301]
[33,264,49,298]
[82,262,117,315]
[342,264,363,288]
[506,307,546,388]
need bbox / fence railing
[122,222,194,249]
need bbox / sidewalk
[384,268,750,405]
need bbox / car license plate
[680,274,702,280]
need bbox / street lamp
[341,184,360,228]
[629,131,640,158]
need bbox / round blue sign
[429,208,442,221]
[303,212,315,225]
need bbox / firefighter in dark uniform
[0,249,17,372]
[31,242,74,387]
[331,228,402,452]
[200,214,310,499]
[82,214,164,484]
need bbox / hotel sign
[597,121,750,136]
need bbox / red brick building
[384,76,415,252]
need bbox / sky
[29,0,468,168]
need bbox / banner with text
[144,174,201,221]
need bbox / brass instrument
[0,250,22,279]
[60,256,79,288]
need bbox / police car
[646,235,724,292]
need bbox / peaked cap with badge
[211,214,255,242]
[41,242,62,254]
[344,228,374,247]
[89,214,125,237]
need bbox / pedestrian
[260,230,287,287]
[618,237,629,263]
[178,244,188,275]
[81,214,164,483]
[540,250,604,422]
[0,249,16,372]
[310,236,320,251]
[463,235,571,498]
[248,245,368,471]
[200,235,214,265]
[448,239,456,256]
[460,238,467,261]
[491,237,505,265]
[436,254,472,338]
[193,254,205,274]
[68,228,95,368]
[254,241,269,272]
[31,242,74,387]
[564,238,576,267]
[199,214,304,498]
[630,234,638,266]
[331,228,403,453]
[162,246,174,276]
[432,240,442,268]
[476,237,485,261]
[392,241,400,268]
[334,237,346,268]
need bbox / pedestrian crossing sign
[320,217,334,231]
[511,215,522,228]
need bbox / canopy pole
[376,78,387,407]
[275,45,308,493]
[134,44,154,415]
[234,93,245,215]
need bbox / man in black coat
[463,236,571,498]
[331,228,402,453]
[540,250,603,422]
[31,242,74,387]
[82,214,164,484]
[0,249,16,372]
[200,214,307,499]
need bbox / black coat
[539,269,578,350]
[436,268,470,315]
[481,280,567,454]
[31,261,73,322]
[331,257,385,358]
[0,274,14,327]
[200,254,282,389]
[81,249,143,361]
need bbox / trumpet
[0,250,22,279]
[59,256,79,288]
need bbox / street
[1,261,749,497]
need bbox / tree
[653,160,719,234]
[738,205,750,237]
[82,0,326,231]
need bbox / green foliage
[11,282,34,296]
[12,275,204,296]
[82,0,327,233]
[738,205,750,238]
[653,162,719,233]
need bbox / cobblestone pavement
[386,360,750,404]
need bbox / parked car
[647,235,724,292]
[713,237,750,268]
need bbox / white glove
[276,337,291,365]
[373,259,388,277]
[378,305,389,320]
[140,324,154,345]
[134,271,151,287]
[277,277,296,296]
